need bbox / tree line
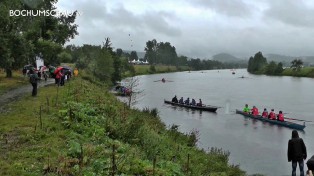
[247,51,304,75]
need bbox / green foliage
[57,51,73,63]
[290,59,303,72]
[149,65,156,73]
[247,51,267,73]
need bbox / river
[123,69,314,176]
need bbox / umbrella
[23,64,34,70]
[54,66,63,74]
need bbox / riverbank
[282,67,314,78]
[0,76,245,175]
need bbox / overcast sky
[56,0,314,59]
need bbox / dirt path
[0,78,55,113]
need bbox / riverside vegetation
[0,76,245,175]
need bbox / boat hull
[164,100,217,112]
[236,109,305,130]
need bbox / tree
[290,59,303,72]
[275,62,284,74]
[265,61,277,75]
[91,47,113,83]
[156,42,177,65]
[130,51,138,61]
[116,48,123,57]
[57,51,72,63]
[144,39,158,64]
[247,52,267,73]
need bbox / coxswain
[268,109,276,120]
[161,78,165,82]
[172,95,178,103]
[277,111,284,122]
[243,104,250,113]
[261,108,268,118]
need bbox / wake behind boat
[236,109,306,130]
[164,100,218,112]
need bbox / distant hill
[265,54,314,66]
[212,53,241,63]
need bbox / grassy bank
[282,67,314,77]
[0,77,245,175]
[134,65,190,75]
[0,70,29,96]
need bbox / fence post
[39,105,43,129]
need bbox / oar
[284,117,313,123]
[203,104,222,108]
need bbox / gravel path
[0,78,55,113]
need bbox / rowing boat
[236,109,306,130]
[164,100,218,112]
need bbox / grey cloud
[188,0,253,17]
[264,0,314,27]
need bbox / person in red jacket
[251,106,259,116]
[277,111,285,122]
[261,108,268,118]
[268,109,276,120]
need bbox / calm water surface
[125,69,314,176]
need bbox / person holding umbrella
[54,66,63,86]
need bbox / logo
[9,10,82,17]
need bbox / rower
[243,104,250,113]
[251,106,259,116]
[262,108,268,118]
[184,97,190,105]
[172,95,178,103]
[268,109,276,120]
[197,99,202,106]
[179,97,184,104]
[277,111,284,122]
[191,98,196,106]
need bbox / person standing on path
[288,130,307,176]
[29,69,41,96]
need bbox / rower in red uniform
[268,109,276,120]
[277,111,284,122]
[261,108,268,118]
[251,106,259,116]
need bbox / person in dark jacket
[288,130,307,176]
[29,69,41,96]
[172,95,178,103]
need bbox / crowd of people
[242,104,285,122]
[171,95,203,106]
[26,65,79,96]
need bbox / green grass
[0,69,29,96]
[0,77,245,175]
[282,67,314,77]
